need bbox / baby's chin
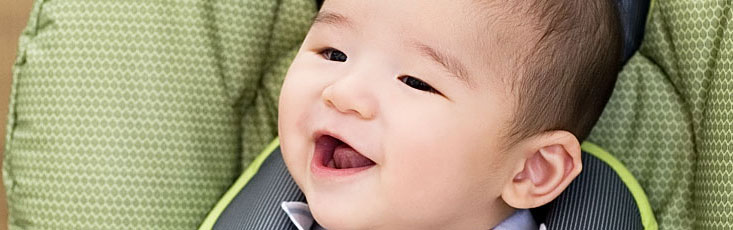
[306,193,384,230]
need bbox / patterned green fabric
[3,0,316,229]
[588,0,733,229]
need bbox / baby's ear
[501,131,582,209]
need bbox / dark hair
[499,0,623,142]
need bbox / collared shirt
[281,201,546,230]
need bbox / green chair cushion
[3,0,316,229]
[588,0,733,229]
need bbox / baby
[278,0,622,229]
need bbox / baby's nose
[320,76,377,120]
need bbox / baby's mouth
[315,135,375,169]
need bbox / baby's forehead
[316,0,526,89]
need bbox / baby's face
[279,0,521,228]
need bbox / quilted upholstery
[3,0,316,229]
[588,0,733,229]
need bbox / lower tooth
[327,159,336,168]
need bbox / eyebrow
[412,42,473,87]
[312,10,353,28]
[312,10,472,87]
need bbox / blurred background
[2,1,34,228]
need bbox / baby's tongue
[333,143,374,169]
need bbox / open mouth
[314,135,376,170]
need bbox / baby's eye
[398,76,441,94]
[320,48,347,62]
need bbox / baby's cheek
[381,162,463,225]
[385,148,447,196]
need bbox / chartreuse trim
[581,141,658,230]
[199,138,281,230]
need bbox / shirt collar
[281,201,543,230]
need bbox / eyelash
[399,76,441,95]
[319,47,442,95]
[320,48,348,62]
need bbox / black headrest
[616,0,651,62]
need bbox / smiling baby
[278,0,622,229]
